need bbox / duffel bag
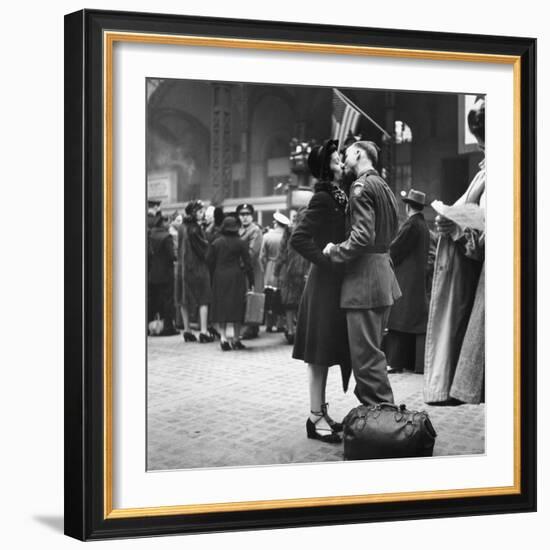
[343,402,437,460]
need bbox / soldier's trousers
[346,306,395,406]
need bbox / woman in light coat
[423,96,486,404]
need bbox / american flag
[332,88,361,145]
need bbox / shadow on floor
[33,515,64,533]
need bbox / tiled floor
[147,331,485,470]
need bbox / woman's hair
[184,199,204,218]
[307,139,339,181]
[467,98,485,144]
[213,206,225,226]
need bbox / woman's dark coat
[387,212,431,333]
[273,225,310,310]
[149,227,176,284]
[207,232,254,323]
[290,182,351,391]
[177,219,212,312]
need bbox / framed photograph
[64,9,536,540]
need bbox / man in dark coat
[149,214,178,336]
[324,141,401,406]
[237,203,263,339]
[383,189,431,374]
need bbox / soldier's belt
[364,244,389,253]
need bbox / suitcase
[244,292,265,325]
[343,403,437,460]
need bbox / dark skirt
[183,267,212,311]
[293,264,351,377]
[210,265,247,323]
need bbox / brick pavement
[147,331,485,470]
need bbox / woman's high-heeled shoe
[306,411,342,444]
[220,340,231,351]
[208,326,221,340]
[231,339,246,350]
[321,403,343,432]
[199,332,214,343]
[183,331,197,342]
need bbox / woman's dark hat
[185,199,205,216]
[307,139,339,179]
[401,189,426,208]
[220,215,240,234]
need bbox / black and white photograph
[146,78,486,470]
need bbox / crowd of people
[148,96,486,445]
[148,200,309,350]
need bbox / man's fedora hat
[402,188,426,208]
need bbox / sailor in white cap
[261,211,290,332]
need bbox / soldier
[323,141,401,406]
[237,203,263,339]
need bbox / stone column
[210,83,232,205]
[241,85,250,197]
[382,91,396,191]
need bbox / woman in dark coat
[205,206,225,244]
[208,216,254,351]
[273,208,310,344]
[290,139,351,444]
[177,200,213,343]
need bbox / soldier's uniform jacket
[329,168,401,309]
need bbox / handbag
[343,402,437,460]
[263,286,283,315]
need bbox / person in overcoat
[205,206,225,244]
[324,141,401,407]
[291,139,351,444]
[273,208,310,344]
[208,216,254,351]
[237,203,264,340]
[149,214,178,336]
[177,200,213,343]
[423,96,486,404]
[383,189,431,374]
[261,212,289,332]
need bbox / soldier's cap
[148,198,162,207]
[236,203,255,215]
[401,188,426,208]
